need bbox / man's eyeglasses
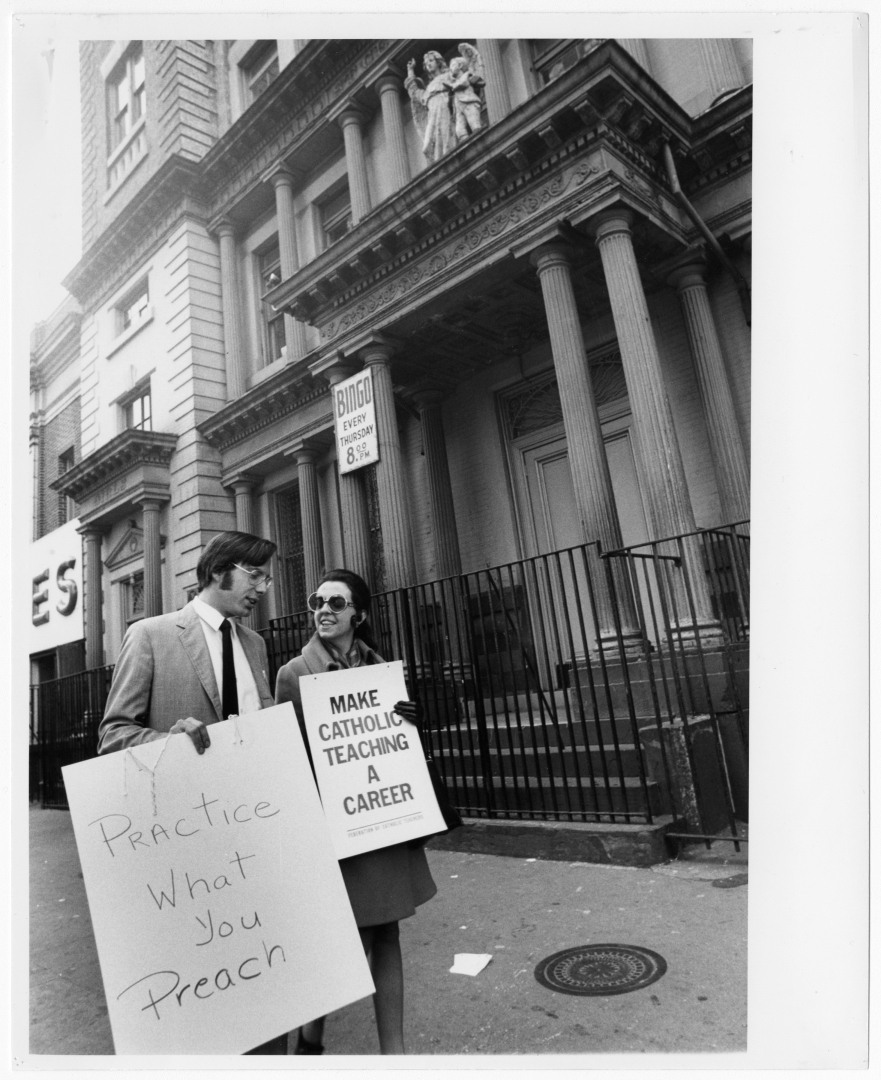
[233,564,273,588]
[307,592,353,613]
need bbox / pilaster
[338,107,372,225]
[476,39,511,124]
[667,255,750,524]
[312,354,373,585]
[591,210,721,643]
[358,339,415,589]
[267,166,307,360]
[374,72,410,193]
[215,221,248,400]
[134,496,166,618]
[78,524,105,668]
[412,388,462,579]
[530,242,641,653]
[285,440,325,591]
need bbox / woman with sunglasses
[274,568,437,1055]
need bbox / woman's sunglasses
[307,593,354,613]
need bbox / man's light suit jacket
[97,600,274,755]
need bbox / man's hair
[196,531,277,591]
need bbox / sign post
[333,367,379,474]
[299,662,446,859]
[62,705,374,1055]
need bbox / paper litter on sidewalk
[449,953,493,976]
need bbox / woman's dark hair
[197,531,277,591]
[317,568,379,652]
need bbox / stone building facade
[54,37,751,673]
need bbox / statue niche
[404,44,486,163]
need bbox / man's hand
[393,699,424,731]
[169,717,211,754]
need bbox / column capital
[210,216,240,240]
[588,208,635,243]
[336,103,370,131]
[655,244,709,290]
[374,66,405,96]
[284,436,325,465]
[410,384,447,410]
[77,523,106,541]
[132,491,171,509]
[529,241,576,273]
[222,470,261,492]
[309,351,361,386]
[355,333,396,366]
[262,162,301,190]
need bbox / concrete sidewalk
[28,806,747,1057]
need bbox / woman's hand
[393,699,423,731]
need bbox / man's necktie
[220,618,239,719]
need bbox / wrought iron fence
[30,523,748,845]
[30,666,115,808]
[261,522,749,847]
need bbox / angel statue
[404,44,486,163]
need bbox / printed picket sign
[299,661,446,858]
[62,704,374,1055]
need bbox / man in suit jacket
[97,529,288,1055]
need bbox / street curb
[425,815,683,867]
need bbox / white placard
[29,518,83,652]
[299,662,446,859]
[333,367,379,474]
[61,705,374,1055]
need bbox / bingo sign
[334,368,378,474]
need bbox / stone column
[216,221,248,400]
[268,167,307,360]
[412,388,461,579]
[79,525,105,668]
[360,339,415,589]
[618,39,651,72]
[476,39,511,124]
[287,441,325,591]
[667,256,750,524]
[375,74,410,192]
[531,243,641,653]
[591,211,720,643]
[229,474,259,534]
[316,358,373,584]
[338,107,371,224]
[136,498,164,619]
[698,39,744,102]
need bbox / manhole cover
[534,944,667,996]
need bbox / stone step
[426,814,684,867]
[434,740,642,779]
[441,773,664,817]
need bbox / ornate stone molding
[198,362,326,450]
[51,430,178,503]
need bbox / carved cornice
[198,360,327,451]
[267,41,701,327]
[51,429,178,502]
[63,158,207,305]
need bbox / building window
[116,278,150,335]
[242,41,279,103]
[258,241,285,365]
[107,43,146,153]
[124,384,152,431]
[319,183,352,248]
[57,447,75,525]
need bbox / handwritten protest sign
[299,661,446,859]
[62,705,374,1055]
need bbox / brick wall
[37,398,81,539]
